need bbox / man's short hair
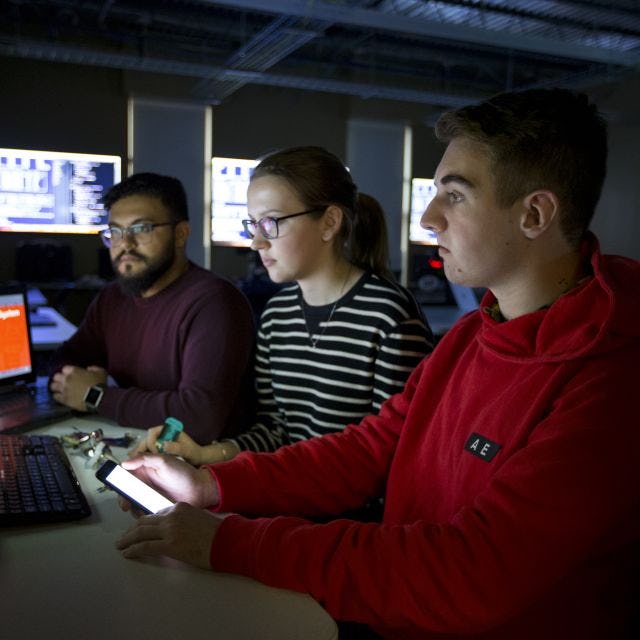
[103,172,189,222]
[435,88,608,246]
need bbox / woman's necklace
[301,267,351,349]
[303,299,339,348]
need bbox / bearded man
[50,173,255,444]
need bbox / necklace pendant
[301,267,352,349]
[304,300,338,349]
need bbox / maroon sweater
[52,263,255,443]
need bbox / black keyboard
[0,434,91,526]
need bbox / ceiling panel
[1,0,638,109]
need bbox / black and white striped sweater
[233,271,433,452]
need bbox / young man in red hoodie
[117,88,640,639]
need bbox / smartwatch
[84,385,106,412]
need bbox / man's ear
[320,205,344,242]
[520,190,559,239]
[174,220,190,248]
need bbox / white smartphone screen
[103,464,174,514]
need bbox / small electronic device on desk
[96,459,174,514]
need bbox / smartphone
[96,460,174,514]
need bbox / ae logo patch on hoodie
[464,432,501,462]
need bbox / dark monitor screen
[0,148,122,234]
[211,156,257,246]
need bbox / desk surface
[0,417,338,640]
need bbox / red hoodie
[208,234,640,639]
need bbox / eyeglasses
[241,208,322,240]
[99,222,176,248]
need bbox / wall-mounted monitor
[0,148,121,234]
[211,156,258,246]
[409,178,437,245]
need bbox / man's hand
[50,365,108,411]
[116,502,225,569]
[121,453,219,508]
[117,455,223,568]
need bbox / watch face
[85,386,103,408]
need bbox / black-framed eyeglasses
[241,208,322,240]
[99,222,176,248]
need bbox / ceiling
[1,0,639,112]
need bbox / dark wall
[213,84,350,159]
[412,124,445,179]
[0,58,126,154]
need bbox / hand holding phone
[96,460,174,514]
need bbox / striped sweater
[232,271,433,452]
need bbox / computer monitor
[409,177,437,245]
[0,148,121,234]
[0,285,35,387]
[211,156,258,246]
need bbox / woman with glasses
[137,146,433,467]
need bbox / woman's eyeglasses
[99,222,176,248]
[241,208,322,240]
